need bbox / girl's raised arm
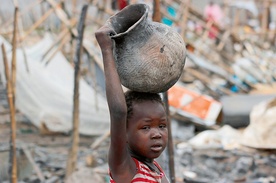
[95,25,133,177]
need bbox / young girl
[95,24,170,183]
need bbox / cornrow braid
[124,90,164,122]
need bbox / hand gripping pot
[107,3,186,93]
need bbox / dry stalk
[1,44,17,183]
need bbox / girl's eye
[142,126,150,130]
[159,124,166,129]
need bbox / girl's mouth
[151,144,162,152]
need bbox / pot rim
[109,3,149,39]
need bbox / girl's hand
[95,25,116,52]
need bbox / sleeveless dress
[110,158,168,183]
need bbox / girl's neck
[128,148,153,163]
[129,150,161,174]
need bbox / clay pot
[107,3,186,93]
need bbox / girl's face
[127,101,168,162]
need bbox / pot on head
[107,3,186,93]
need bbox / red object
[208,25,219,39]
[118,0,128,10]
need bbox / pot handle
[109,32,116,37]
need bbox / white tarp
[0,33,110,136]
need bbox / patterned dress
[110,158,168,183]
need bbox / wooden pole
[11,6,18,103]
[2,44,17,183]
[180,0,191,38]
[163,92,175,183]
[152,0,161,22]
[261,0,269,39]
[46,0,72,28]
[7,4,19,183]
[67,2,78,65]
[65,4,88,179]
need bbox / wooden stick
[11,6,18,103]
[1,44,17,183]
[163,91,175,183]
[21,145,45,182]
[261,0,269,38]
[19,6,55,42]
[45,0,84,62]
[10,6,18,183]
[180,0,190,38]
[152,0,161,22]
[216,30,231,51]
[90,130,110,150]
[65,4,88,179]
[46,0,73,29]
[69,34,76,65]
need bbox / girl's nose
[151,128,162,139]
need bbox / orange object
[168,85,222,123]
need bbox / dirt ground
[0,119,109,183]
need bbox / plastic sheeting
[0,33,110,136]
[241,97,276,149]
